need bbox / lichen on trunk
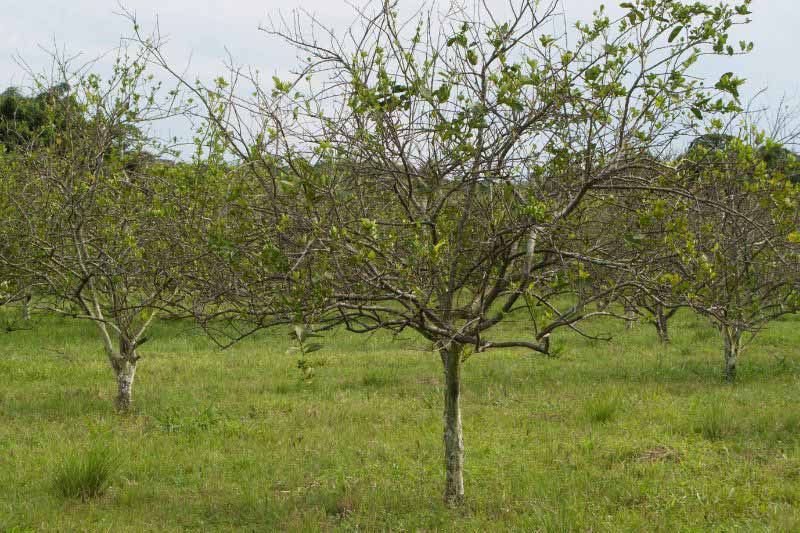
[112,358,137,412]
[110,340,138,413]
[654,307,669,344]
[722,326,742,381]
[441,342,465,506]
[624,305,636,330]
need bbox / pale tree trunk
[624,305,636,330]
[78,267,153,413]
[95,324,137,413]
[722,326,742,381]
[22,294,31,321]
[440,342,465,506]
[112,357,137,412]
[654,306,669,344]
[109,338,138,412]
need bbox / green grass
[53,445,119,501]
[0,309,799,530]
[582,394,624,424]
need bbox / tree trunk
[654,306,669,344]
[722,326,742,381]
[113,358,137,412]
[624,305,636,330]
[22,294,31,321]
[441,342,465,506]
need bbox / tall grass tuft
[691,402,735,441]
[53,445,119,501]
[582,395,623,424]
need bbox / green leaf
[585,66,602,82]
[668,26,682,43]
[434,84,452,104]
[304,343,324,353]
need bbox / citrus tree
[0,49,188,411]
[138,0,752,503]
[648,131,800,380]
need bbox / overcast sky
[2,1,798,141]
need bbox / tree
[642,131,800,380]
[0,151,30,321]
[618,121,800,353]
[0,147,27,314]
[759,143,800,184]
[633,296,680,344]
[0,83,79,317]
[0,49,188,411]
[0,83,75,150]
[136,0,752,504]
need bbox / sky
[1,0,798,143]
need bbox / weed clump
[53,446,118,501]
[691,402,736,440]
[583,395,623,424]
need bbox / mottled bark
[22,294,31,321]
[624,305,636,330]
[441,342,464,506]
[722,326,742,381]
[110,339,138,412]
[654,306,669,344]
[113,359,137,412]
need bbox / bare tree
[135,0,752,503]
[0,47,188,411]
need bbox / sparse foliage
[133,0,755,504]
[639,130,800,380]
[0,48,188,410]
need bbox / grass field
[0,308,799,531]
